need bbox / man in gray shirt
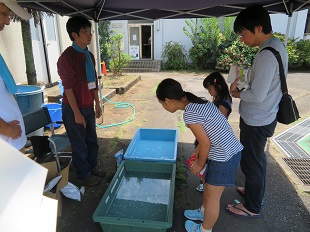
[227,5,288,217]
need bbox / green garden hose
[96,95,136,128]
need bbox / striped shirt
[184,102,243,162]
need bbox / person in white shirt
[0,1,31,151]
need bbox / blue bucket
[44,103,62,128]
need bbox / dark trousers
[62,104,99,179]
[240,117,277,214]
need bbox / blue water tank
[14,85,45,136]
[14,85,44,115]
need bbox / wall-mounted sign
[130,46,139,60]
[111,23,123,28]
[133,34,137,41]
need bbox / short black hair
[234,5,272,34]
[66,16,91,41]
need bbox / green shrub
[108,33,132,76]
[215,32,307,72]
[183,18,222,69]
[296,39,310,69]
[183,17,308,72]
[274,33,299,69]
[215,40,258,71]
[183,17,238,70]
[161,41,188,70]
[217,17,238,54]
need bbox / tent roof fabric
[18,0,310,21]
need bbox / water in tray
[130,140,175,160]
[106,171,171,221]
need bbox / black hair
[156,78,208,104]
[66,16,92,41]
[203,72,232,105]
[234,5,272,34]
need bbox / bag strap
[260,47,288,94]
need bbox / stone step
[124,60,161,72]
[123,67,160,72]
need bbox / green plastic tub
[93,160,176,232]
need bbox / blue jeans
[204,152,241,186]
[240,117,277,214]
[62,103,99,179]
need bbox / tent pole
[95,21,104,124]
[284,1,295,46]
[284,15,292,46]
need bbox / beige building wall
[0,21,27,84]
[56,15,71,53]
[0,16,101,86]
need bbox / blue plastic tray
[93,160,176,232]
[124,128,178,162]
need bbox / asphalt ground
[53,71,310,232]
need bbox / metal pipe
[94,22,104,124]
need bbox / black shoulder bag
[260,47,300,124]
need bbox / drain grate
[283,158,310,185]
[273,118,310,158]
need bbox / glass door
[129,26,140,60]
[128,24,153,60]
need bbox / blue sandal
[196,184,203,192]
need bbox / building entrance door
[128,24,153,60]
[141,25,152,59]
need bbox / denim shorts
[204,151,241,186]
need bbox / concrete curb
[45,75,141,102]
[103,75,141,94]
[101,89,116,102]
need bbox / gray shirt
[239,38,288,126]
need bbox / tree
[14,10,52,85]
[21,20,36,85]
[98,20,112,68]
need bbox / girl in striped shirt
[156,78,243,232]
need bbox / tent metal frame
[17,1,310,22]
[16,0,310,121]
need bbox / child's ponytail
[184,91,208,104]
[157,78,208,104]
